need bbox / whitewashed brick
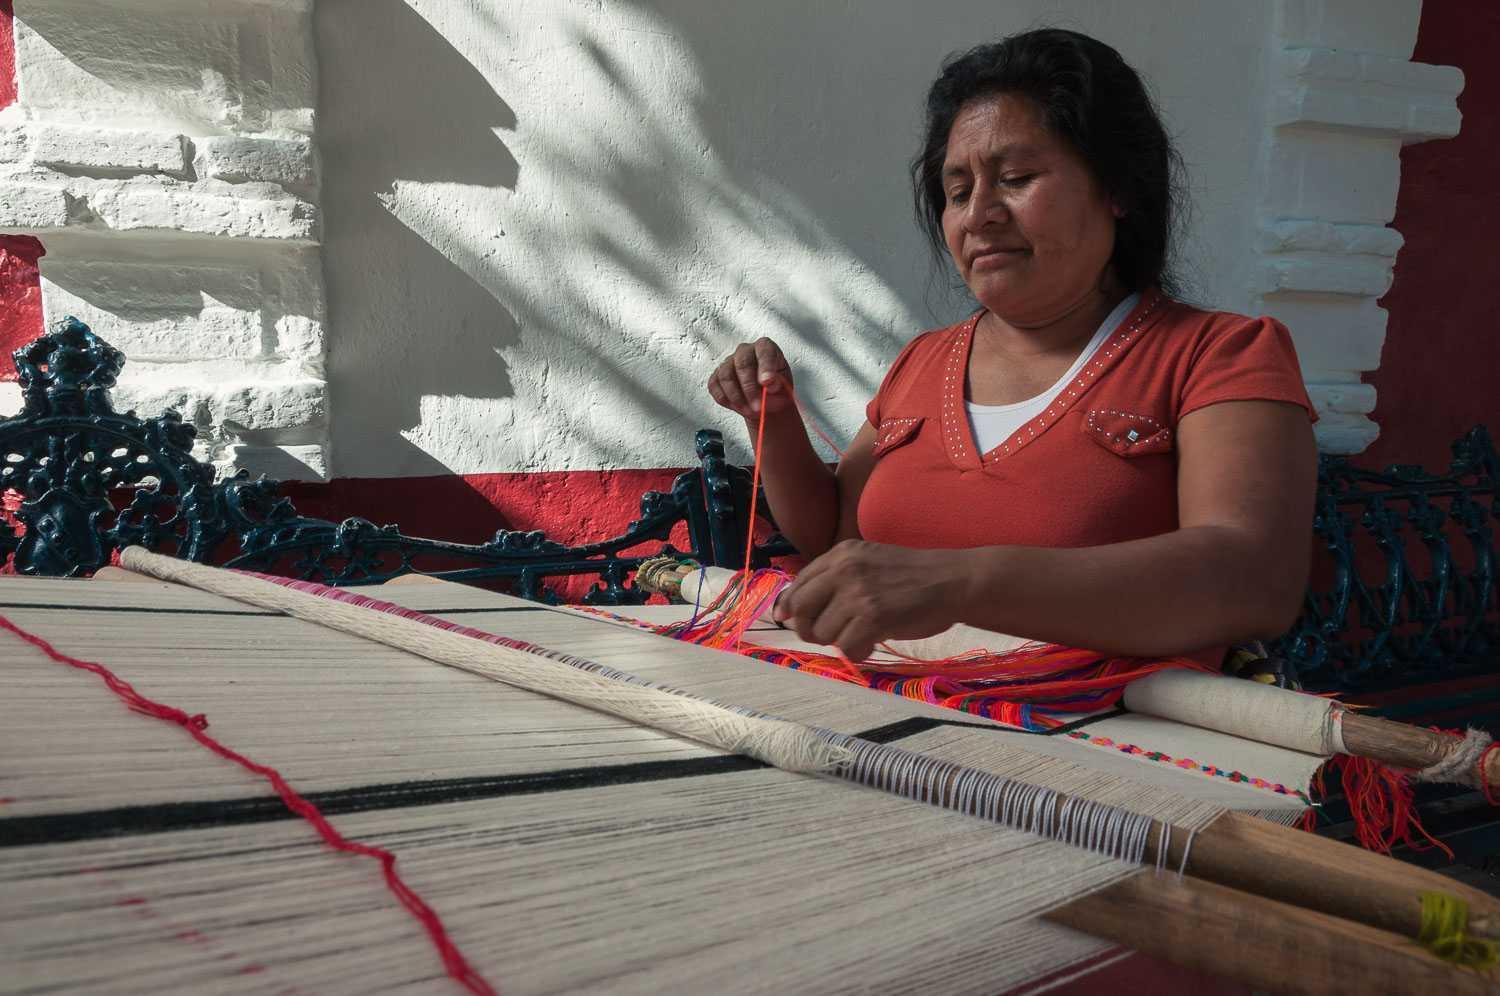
[1307,382,1378,416]
[1264,132,1402,225]
[31,125,187,175]
[1257,220,1403,257]
[0,381,23,419]
[0,182,69,229]
[212,379,325,432]
[0,127,26,164]
[1276,0,1420,57]
[216,443,327,482]
[195,137,314,190]
[81,181,318,241]
[1258,259,1394,298]
[110,382,211,424]
[1264,294,1388,373]
[273,315,322,364]
[1314,413,1382,455]
[41,259,266,362]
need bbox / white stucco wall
[0,0,1463,478]
[0,0,329,479]
[317,0,1283,476]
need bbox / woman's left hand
[772,540,974,661]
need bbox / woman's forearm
[744,411,841,557]
[955,526,1308,656]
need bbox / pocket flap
[1083,408,1172,456]
[872,416,924,457]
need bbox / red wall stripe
[0,0,16,111]
[0,237,45,374]
[1365,4,1500,471]
[280,468,685,549]
[1,1,44,373]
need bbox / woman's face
[940,94,1119,325]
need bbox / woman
[706,29,1317,667]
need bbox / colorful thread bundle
[643,566,1215,731]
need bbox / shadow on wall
[15,0,310,135]
[316,0,921,482]
[317,0,521,483]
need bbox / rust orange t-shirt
[858,289,1317,552]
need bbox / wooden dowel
[915,760,1500,945]
[1164,810,1500,942]
[1045,871,1497,996]
[1342,711,1500,791]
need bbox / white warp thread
[121,549,845,775]
[1413,727,1494,787]
[1122,669,1345,756]
[121,547,1205,868]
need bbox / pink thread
[0,613,498,996]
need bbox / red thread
[1314,752,1452,860]
[0,613,498,996]
[742,382,769,574]
[1479,742,1500,806]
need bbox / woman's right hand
[707,337,797,418]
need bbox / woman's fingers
[753,338,792,390]
[732,344,764,411]
[707,338,796,416]
[832,616,878,663]
[710,359,756,416]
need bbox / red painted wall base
[1365,5,1500,471]
[0,237,45,373]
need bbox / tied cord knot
[186,713,209,731]
[1419,892,1500,970]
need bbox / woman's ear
[1111,201,1126,219]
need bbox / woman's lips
[969,248,1029,271]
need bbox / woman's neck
[978,281,1132,359]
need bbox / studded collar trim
[937,290,1166,470]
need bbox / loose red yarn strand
[0,613,498,996]
[742,382,770,575]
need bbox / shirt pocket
[871,416,924,458]
[1082,408,1173,457]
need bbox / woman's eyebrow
[942,143,1042,177]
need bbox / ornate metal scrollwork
[1271,426,1499,692]
[0,319,789,602]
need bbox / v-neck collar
[938,289,1166,470]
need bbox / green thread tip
[1419,892,1500,971]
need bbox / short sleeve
[1179,317,1317,423]
[865,327,947,428]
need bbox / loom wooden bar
[1342,711,1500,788]
[919,760,1500,945]
[1160,810,1500,941]
[113,556,1500,950]
[1045,873,1497,996]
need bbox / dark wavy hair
[913,29,1185,296]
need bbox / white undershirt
[965,293,1140,454]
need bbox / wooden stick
[1046,872,1497,996]
[1163,810,1500,942]
[109,557,1500,949]
[1343,710,1500,790]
